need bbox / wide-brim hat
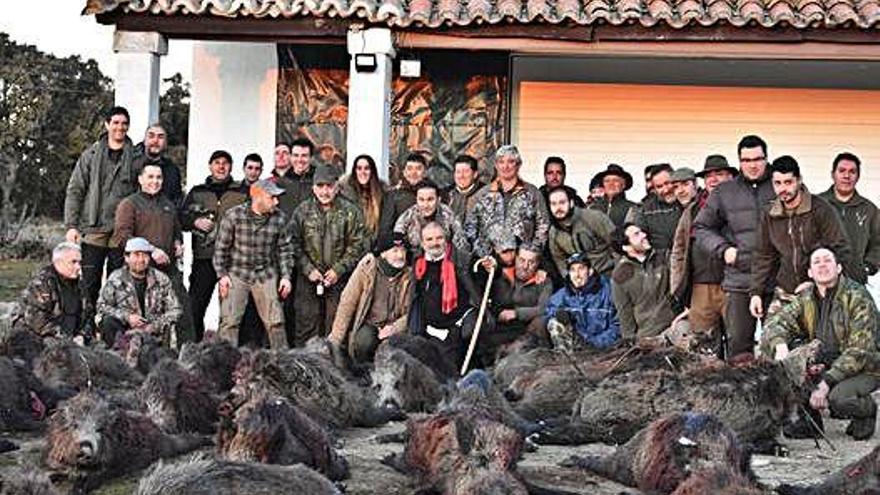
[696,155,739,178]
[594,164,633,191]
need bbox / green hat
[670,167,696,183]
[313,165,339,185]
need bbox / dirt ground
[2,411,875,494]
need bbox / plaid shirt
[213,203,294,283]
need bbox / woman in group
[339,154,386,249]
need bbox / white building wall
[186,41,278,331]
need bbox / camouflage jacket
[11,265,93,339]
[464,179,550,257]
[393,203,470,255]
[291,197,368,279]
[97,267,181,337]
[762,275,880,386]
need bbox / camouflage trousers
[547,318,587,355]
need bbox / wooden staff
[460,259,496,376]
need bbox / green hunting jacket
[181,176,248,260]
[762,275,880,387]
[549,207,617,277]
[290,197,368,280]
[818,188,880,284]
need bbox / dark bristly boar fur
[561,412,756,494]
[116,330,177,376]
[232,348,399,428]
[217,387,349,481]
[382,334,458,379]
[0,467,60,495]
[34,342,143,392]
[44,390,209,491]
[538,351,810,448]
[138,359,218,435]
[672,466,764,495]
[0,437,19,453]
[0,356,69,431]
[135,456,341,495]
[776,445,880,495]
[0,325,45,368]
[494,345,717,422]
[178,340,241,394]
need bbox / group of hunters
[10,105,880,441]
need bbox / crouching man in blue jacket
[545,252,620,353]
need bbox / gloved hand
[555,310,572,326]
[328,340,350,372]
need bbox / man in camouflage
[291,166,368,346]
[12,242,93,344]
[464,145,549,259]
[97,238,181,348]
[762,247,880,440]
[394,180,469,256]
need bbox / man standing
[626,163,682,252]
[97,238,181,348]
[487,247,553,351]
[132,124,183,207]
[377,153,428,248]
[394,180,468,255]
[539,156,585,209]
[819,152,880,284]
[328,233,414,364]
[545,253,620,353]
[694,135,776,357]
[12,242,92,343]
[446,155,484,223]
[588,164,638,228]
[291,167,368,346]
[464,145,549,259]
[547,187,616,278]
[214,180,293,349]
[409,222,481,368]
[762,247,879,440]
[611,223,676,341]
[114,163,183,273]
[750,156,853,319]
[273,138,316,216]
[670,156,737,351]
[242,153,264,185]
[182,150,248,341]
[64,106,137,310]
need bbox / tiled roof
[84,0,880,29]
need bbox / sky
[0,0,192,83]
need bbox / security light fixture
[354,53,377,73]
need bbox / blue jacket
[545,275,620,349]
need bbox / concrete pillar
[185,41,279,332]
[113,31,167,141]
[346,27,395,181]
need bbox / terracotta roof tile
[83,0,880,28]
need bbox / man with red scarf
[409,221,482,368]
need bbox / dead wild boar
[177,339,241,393]
[0,467,59,495]
[672,466,764,495]
[495,344,717,423]
[135,456,341,495]
[138,359,218,435]
[116,330,177,376]
[537,347,815,450]
[561,412,756,494]
[217,387,348,481]
[232,348,400,428]
[776,444,880,495]
[371,342,447,413]
[44,390,209,492]
[381,334,458,379]
[0,325,45,368]
[33,342,142,392]
[0,356,69,432]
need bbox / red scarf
[415,245,459,314]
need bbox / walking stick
[460,259,496,376]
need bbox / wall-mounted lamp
[354,53,377,73]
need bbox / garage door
[515,82,880,200]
